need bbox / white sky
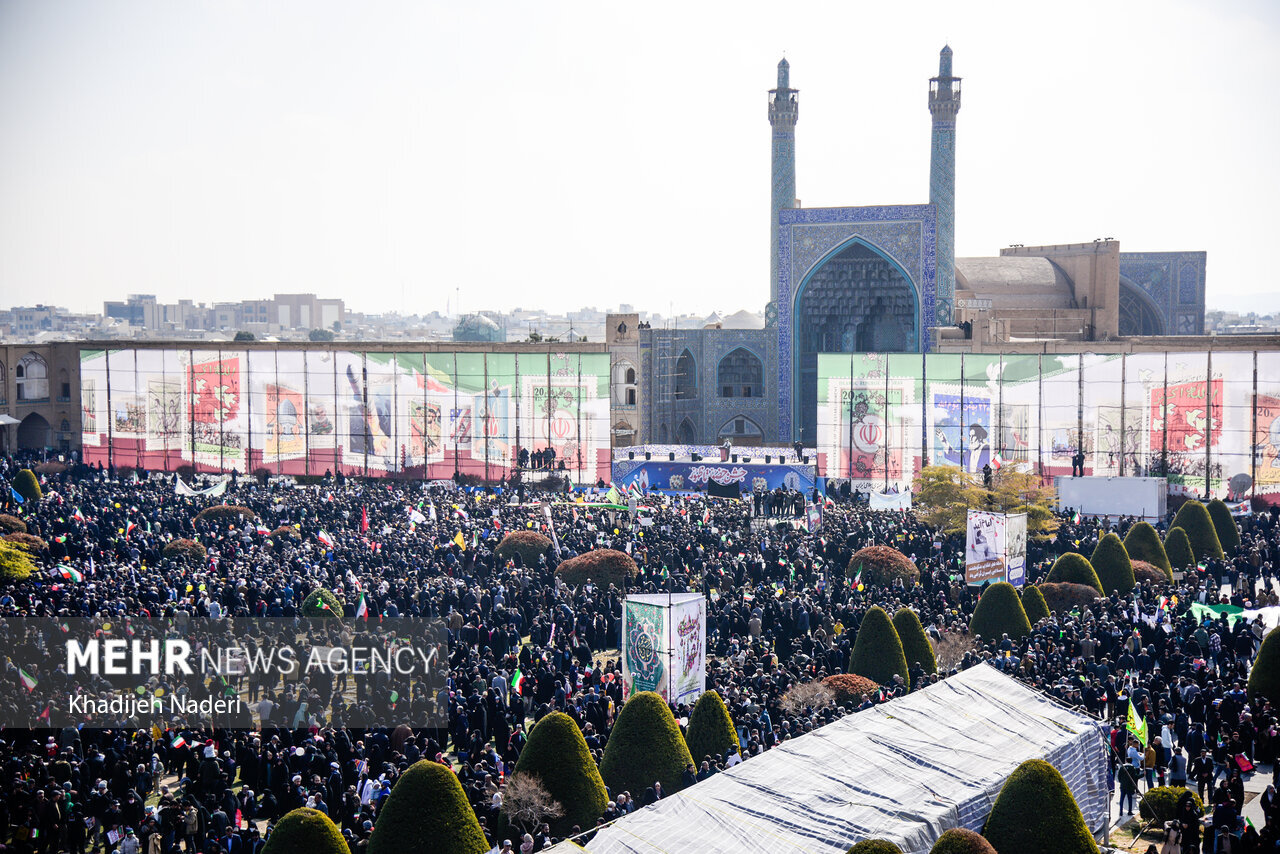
[1,0,1277,319]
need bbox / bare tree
[931,630,976,672]
[502,772,565,835]
[780,681,835,714]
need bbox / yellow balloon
[102,622,112,632]
[614,529,620,534]
[185,584,193,592]
[114,503,121,509]
[154,688,165,698]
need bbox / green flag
[1126,699,1148,748]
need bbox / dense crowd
[0,452,1278,853]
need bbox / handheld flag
[9,486,23,505]
[18,668,37,692]
[453,530,466,549]
[317,530,335,549]
[991,452,1005,471]
[1071,510,1082,525]
[172,735,187,750]
[360,507,369,533]
[1126,699,1148,748]
[356,593,368,622]
[852,563,864,592]
[511,668,523,692]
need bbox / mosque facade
[611,47,1208,448]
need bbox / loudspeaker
[645,452,651,461]
[802,455,809,464]
[743,457,751,463]
[765,455,771,464]
[628,452,634,460]
[669,452,675,461]
[691,453,701,462]
[731,454,738,463]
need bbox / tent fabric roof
[584,665,1109,854]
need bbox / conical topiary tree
[367,760,488,854]
[1248,626,1280,707]
[1206,498,1241,552]
[600,691,695,797]
[1044,552,1103,595]
[849,605,910,689]
[262,808,349,854]
[929,828,997,854]
[505,711,607,836]
[1021,585,1051,624]
[1164,527,1195,571]
[12,469,40,504]
[1170,500,1224,561]
[847,842,903,854]
[982,759,1098,854]
[970,581,1032,642]
[1123,521,1172,581]
[684,690,740,765]
[300,588,344,619]
[1089,532,1136,596]
[892,608,937,677]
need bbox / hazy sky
[1,0,1276,319]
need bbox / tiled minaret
[767,58,798,328]
[928,45,960,327]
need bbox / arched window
[0,360,6,405]
[717,348,763,398]
[613,420,634,448]
[58,368,70,401]
[612,360,638,407]
[60,419,70,433]
[677,418,696,445]
[717,415,764,445]
[674,350,697,400]
[16,352,48,402]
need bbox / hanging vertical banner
[1005,512,1027,588]
[965,509,1006,586]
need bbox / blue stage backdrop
[612,459,816,495]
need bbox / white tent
[583,665,1109,854]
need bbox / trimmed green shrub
[495,531,553,566]
[1132,560,1170,586]
[193,504,255,525]
[1037,582,1101,614]
[1021,584,1050,624]
[1139,786,1203,823]
[0,541,36,581]
[1206,498,1241,552]
[970,582,1032,642]
[846,546,919,587]
[600,691,695,797]
[262,808,349,854]
[1089,533,1135,596]
[847,842,903,854]
[301,588,344,619]
[556,549,638,587]
[823,673,879,706]
[1123,521,1172,579]
[1044,552,1103,595]
[367,760,487,854]
[929,828,997,854]
[0,514,26,534]
[1164,527,1196,571]
[983,759,1098,854]
[1170,500,1224,561]
[1248,626,1280,707]
[12,470,40,503]
[850,606,910,689]
[506,711,607,836]
[892,608,937,675]
[4,532,47,553]
[269,525,301,540]
[162,538,207,561]
[684,690,740,764]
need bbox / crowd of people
[0,451,1278,853]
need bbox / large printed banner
[80,348,610,483]
[611,460,815,494]
[621,593,706,706]
[965,509,1027,587]
[817,352,1280,503]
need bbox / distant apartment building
[102,293,344,334]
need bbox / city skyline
[1,1,1276,317]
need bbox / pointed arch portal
[794,238,920,445]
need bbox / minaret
[768,58,798,326]
[928,45,960,327]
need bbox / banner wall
[81,348,610,483]
[817,351,1280,503]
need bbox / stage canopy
[583,665,1109,854]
